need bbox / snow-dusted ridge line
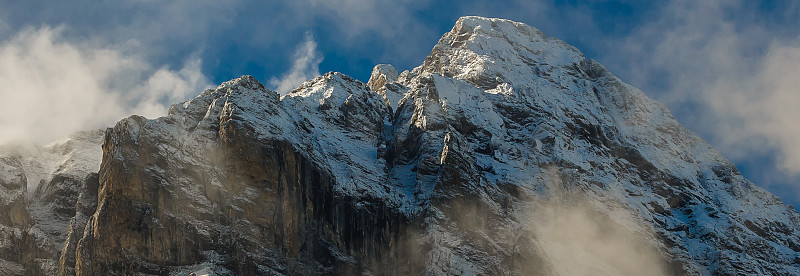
[1,15,799,275]
[150,16,799,274]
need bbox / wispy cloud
[532,200,669,276]
[2,0,799,205]
[0,26,210,144]
[707,41,800,173]
[527,167,670,276]
[269,33,322,94]
[599,0,800,197]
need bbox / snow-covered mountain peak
[216,75,267,92]
[281,72,389,135]
[284,71,373,108]
[0,129,103,193]
[279,71,391,143]
[4,16,800,276]
[419,16,585,92]
[451,16,549,43]
[213,74,280,109]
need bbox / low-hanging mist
[515,166,671,276]
[268,32,323,95]
[529,198,669,276]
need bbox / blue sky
[1,0,799,208]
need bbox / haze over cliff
[1,16,799,275]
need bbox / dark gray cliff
[2,16,799,276]
[0,130,103,275]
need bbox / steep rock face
[0,130,103,275]
[68,73,423,275]
[0,155,29,227]
[57,172,98,276]
[0,154,34,276]
[1,16,796,275]
[382,16,800,275]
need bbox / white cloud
[531,201,669,276]
[0,26,210,145]
[269,33,322,94]
[525,167,669,276]
[601,1,800,186]
[708,42,800,173]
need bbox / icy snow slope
[392,16,800,275]
[0,130,103,275]
[69,16,800,275]
[2,16,799,275]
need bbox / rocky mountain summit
[1,16,799,275]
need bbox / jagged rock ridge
[1,16,798,275]
[0,130,103,275]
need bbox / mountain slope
[396,16,800,275]
[1,16,798,275]
[0,130,103,275]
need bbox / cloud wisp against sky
[0,25,210,145]
[0,0,798,206]
[597,0,800,201]
[269,33,322,94]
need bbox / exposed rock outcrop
[367,64,399,92]
[2,16,799,275]
[0,130,103,275]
